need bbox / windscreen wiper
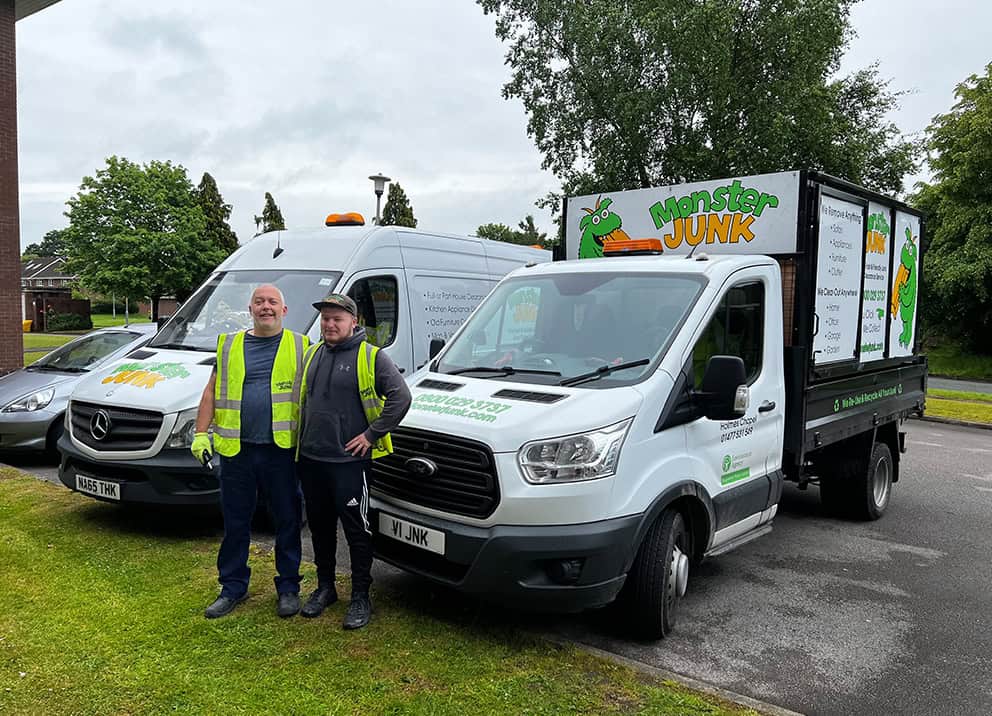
[559,358,651,387]
[446,365,561,378]
[151,342,211,352]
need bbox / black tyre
[45,418,65,457]
[624,508,690,640]
[819,442,893,521]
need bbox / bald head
[249,284,288,337]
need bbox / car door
[340,270,412,375]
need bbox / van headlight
[2,387,55,413]
[518,418,632,484]
[166,408,200,448]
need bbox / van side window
[348,276,398,347]
[475,286,542,353]
[692,282,764,387]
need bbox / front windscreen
[436,271,705,387]
[31,330,142,372]
[150,270,342,351]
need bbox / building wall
[0,0,23,371]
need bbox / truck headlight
[518,418,632,484]
[166,408,200,448]
[2,387,55,413]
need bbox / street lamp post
[368,173,391,224]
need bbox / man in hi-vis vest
[191,284,309,620]
[297,293,411,630]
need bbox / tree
[198,172,239,255]
[478,0,919,206]
[22,229,69,259]
[517,214,547,245]
[477,215,552,246]
[911,63,992,351]
[257,192,286,234]
[380,183,418,228]
[476,222,521,243]
[63,156,224,320]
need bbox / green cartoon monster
[578,196,631,258]
[890,227,918,348]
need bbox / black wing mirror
[428,338,445,359]
[695,355,749,421]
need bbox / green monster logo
[722,454,732,472]
[891,227,918,348]
[578,196,631,258]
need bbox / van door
[340,270,412,374]
[684,266,783,545]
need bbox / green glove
[191,432,213,467]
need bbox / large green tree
[477,215,552,246]
[478,0,918,205]
[912,63,992,351]
[63,156,224,320]
[380,183,418,228]
[22,228,69,259]
[255,192,286,235]
[198,172,239,254]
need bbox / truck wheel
[625,508,689,640]
[853,442,893,520]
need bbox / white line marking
[966,474,992,482]
[975,486,992,493]
[916,441,943,447]
[964,448,992,454]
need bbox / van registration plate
[76,473,120,501]
[378,512,445,555]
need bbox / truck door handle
[758,401,776,413]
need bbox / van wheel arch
[627,482,713,573]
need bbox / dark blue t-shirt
[240,331,282,444]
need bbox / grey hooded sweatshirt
[299,327,412,463]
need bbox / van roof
[515,253,776,281]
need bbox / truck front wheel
[624,508,690,640]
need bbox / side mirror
[695,355,749,421]
[157,315,172,329]
[428,338,445,359]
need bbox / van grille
[369,428,499,518]
[71,400,163,451]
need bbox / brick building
[3,1,61,370]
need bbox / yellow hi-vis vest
[299,340,394,460]
[213,330,309,457]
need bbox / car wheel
[624,508,689,640]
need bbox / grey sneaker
[204,593,247,619]
[276,592,301,618]
[300,585,338,618]
[342,593,372,630]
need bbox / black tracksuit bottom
[298,456,373,595]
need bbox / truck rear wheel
[624,508,689,640]
[819,442,892,520]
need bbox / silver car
[0,325,157,453]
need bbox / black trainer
[300,585,338,618]
[342,593,372,630]
[204,593,248,619]
[277,593,301,618]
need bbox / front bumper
[58,433,219,505]
[0,408,60,451]
[369,499,641,613]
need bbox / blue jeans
[217,442,302,599]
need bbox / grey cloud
[103,13,208,60]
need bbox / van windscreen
[150,270,342,351]
[436,272,704,387]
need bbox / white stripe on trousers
[360,469,371,536]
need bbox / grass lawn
[0,472,752,716]
[22,334,76,367]
[926,341,992,382]
[926,396,992,425]
[90,313,152,329]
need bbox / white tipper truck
[366,171,927,638]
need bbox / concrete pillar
[0,0,23,373]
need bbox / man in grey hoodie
[297,293,411,629]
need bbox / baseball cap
[312,293,357,316]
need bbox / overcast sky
[15,0,990,249]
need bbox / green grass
[0,472,752,716]
[926,341,992,382]
[90,313,152,329]
[22,333,76,350]
[928,388,992,404]
[926,397,992,425]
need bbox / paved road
[929,376,992,394]
[8,420,992,715]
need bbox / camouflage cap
[312,292,357,316]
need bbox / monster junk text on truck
[366,170,927,639]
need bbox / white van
[58,217,550,505]
[366,172,927,638]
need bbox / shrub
[46,313,93,331]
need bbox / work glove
[191,432,213,467]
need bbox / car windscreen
[150,270,342,351]
[435,271,705,387]
[30,331,142,372]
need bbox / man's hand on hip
[345,433,371,457]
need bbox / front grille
[370,428,500,518]
[71,401,163,451]
[66,457,148,483]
